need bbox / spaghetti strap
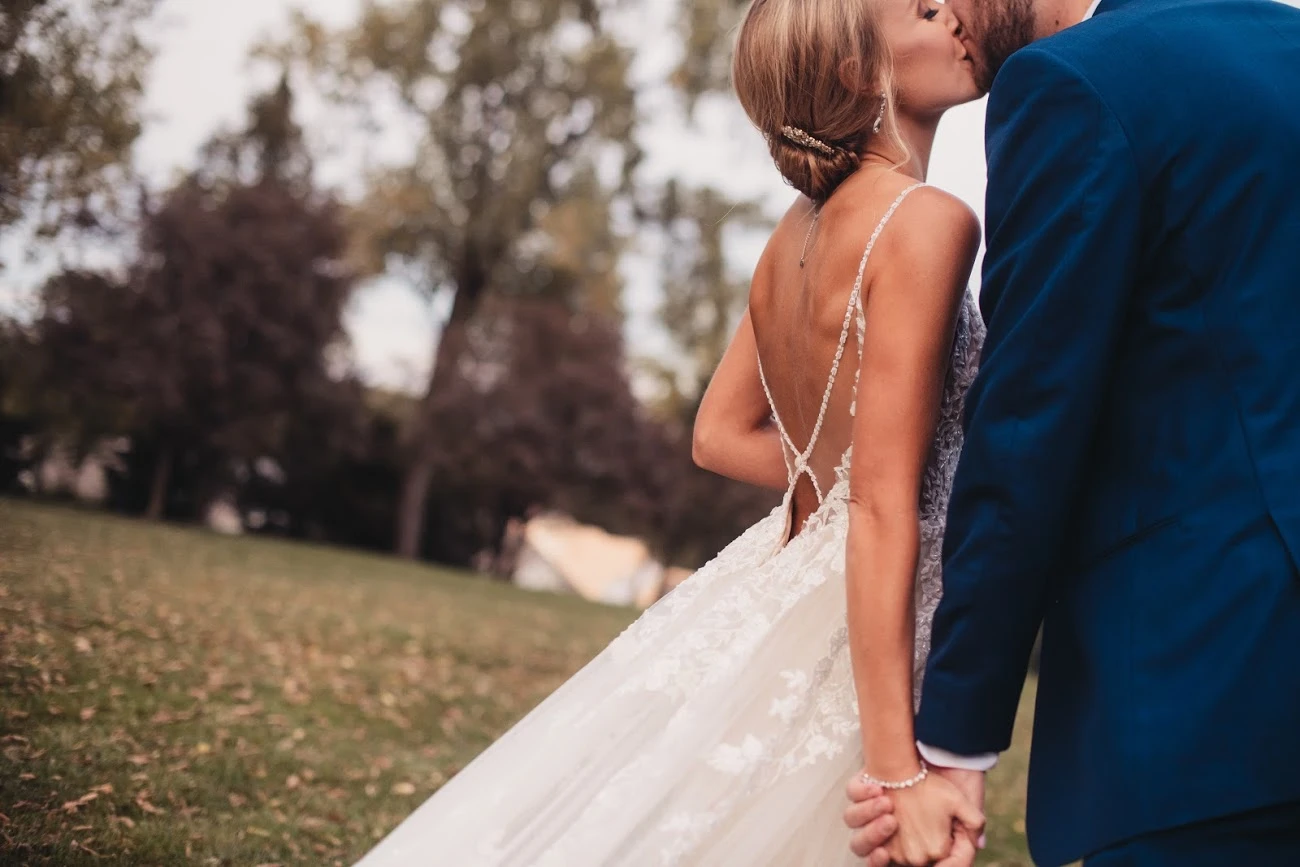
[758,182,925,507]
[850,182,924,415]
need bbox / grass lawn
[0,499,1036,865]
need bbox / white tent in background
[512,514,668,609]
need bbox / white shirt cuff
[917,741,999,772]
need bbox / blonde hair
[733,0,906,205]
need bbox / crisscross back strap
[758,182,924,505]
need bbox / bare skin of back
[698,166,980,539]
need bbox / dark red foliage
[35,174,359,516]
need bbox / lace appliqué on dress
[351,189,987,867]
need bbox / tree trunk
[393,267,485,558]
[395,452,436,559]
[145,443,174,520]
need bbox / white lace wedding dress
[355,185,985,867]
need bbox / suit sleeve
[914,47,1143,754]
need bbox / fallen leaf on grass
[150,708,197,725]
[134,793,165,815]
[62,792,98,813]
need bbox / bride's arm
[845,189,981,863]
[693,310,790,491]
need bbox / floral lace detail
[353,239,985,867]
[913,295,985,697]
[605,294,981,782]
[605,507,787,670]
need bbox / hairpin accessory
[780,125,838,156]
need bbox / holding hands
[845,765,985,867]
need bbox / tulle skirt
[355,483,905,866]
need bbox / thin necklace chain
[799,208,820,268]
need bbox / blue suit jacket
[915,0,1300,863]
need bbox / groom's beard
[967,0,1036,92]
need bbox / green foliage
[0,0,157,233]
[274,0,638,311]
[672,0,748,104]
[269,0,644,557]
[646,182,766,424]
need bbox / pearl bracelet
[861,759,929,790]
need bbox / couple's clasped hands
[844,766,986,867]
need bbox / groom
[847,0,1300,864]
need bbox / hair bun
[732,0,892,206]
[769,130,863,204]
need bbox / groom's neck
[1036,0,1096,38]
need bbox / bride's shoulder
[863,184,980,277]
[820,176,978,258]
[831,181,981,307]
[881,185,979,253]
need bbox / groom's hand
[847,770,985,867]
[935,767,985,850]
[844,778,898,866]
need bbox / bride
[357,0,988,863]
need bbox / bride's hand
[844,780,899,867]
[881,773,984,867]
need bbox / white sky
[3,0,986,393]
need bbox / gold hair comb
[780,125,838,156]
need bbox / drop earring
[873,96,886,135]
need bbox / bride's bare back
[742,169,977,537]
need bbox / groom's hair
[733,0,906,205]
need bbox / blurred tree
[19,271,137,445]
[272,0,639,558]
[0,0,157,233]
[199,72,313,192]
[0,319,45,492]
[35,78,360,520]
[397,296,663,568]
[638,184,781,568]
[644,7,785,567]
[646,181,764,423]
[673,0,747,104]
[238,376,383,546]
[656,436,778,568]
